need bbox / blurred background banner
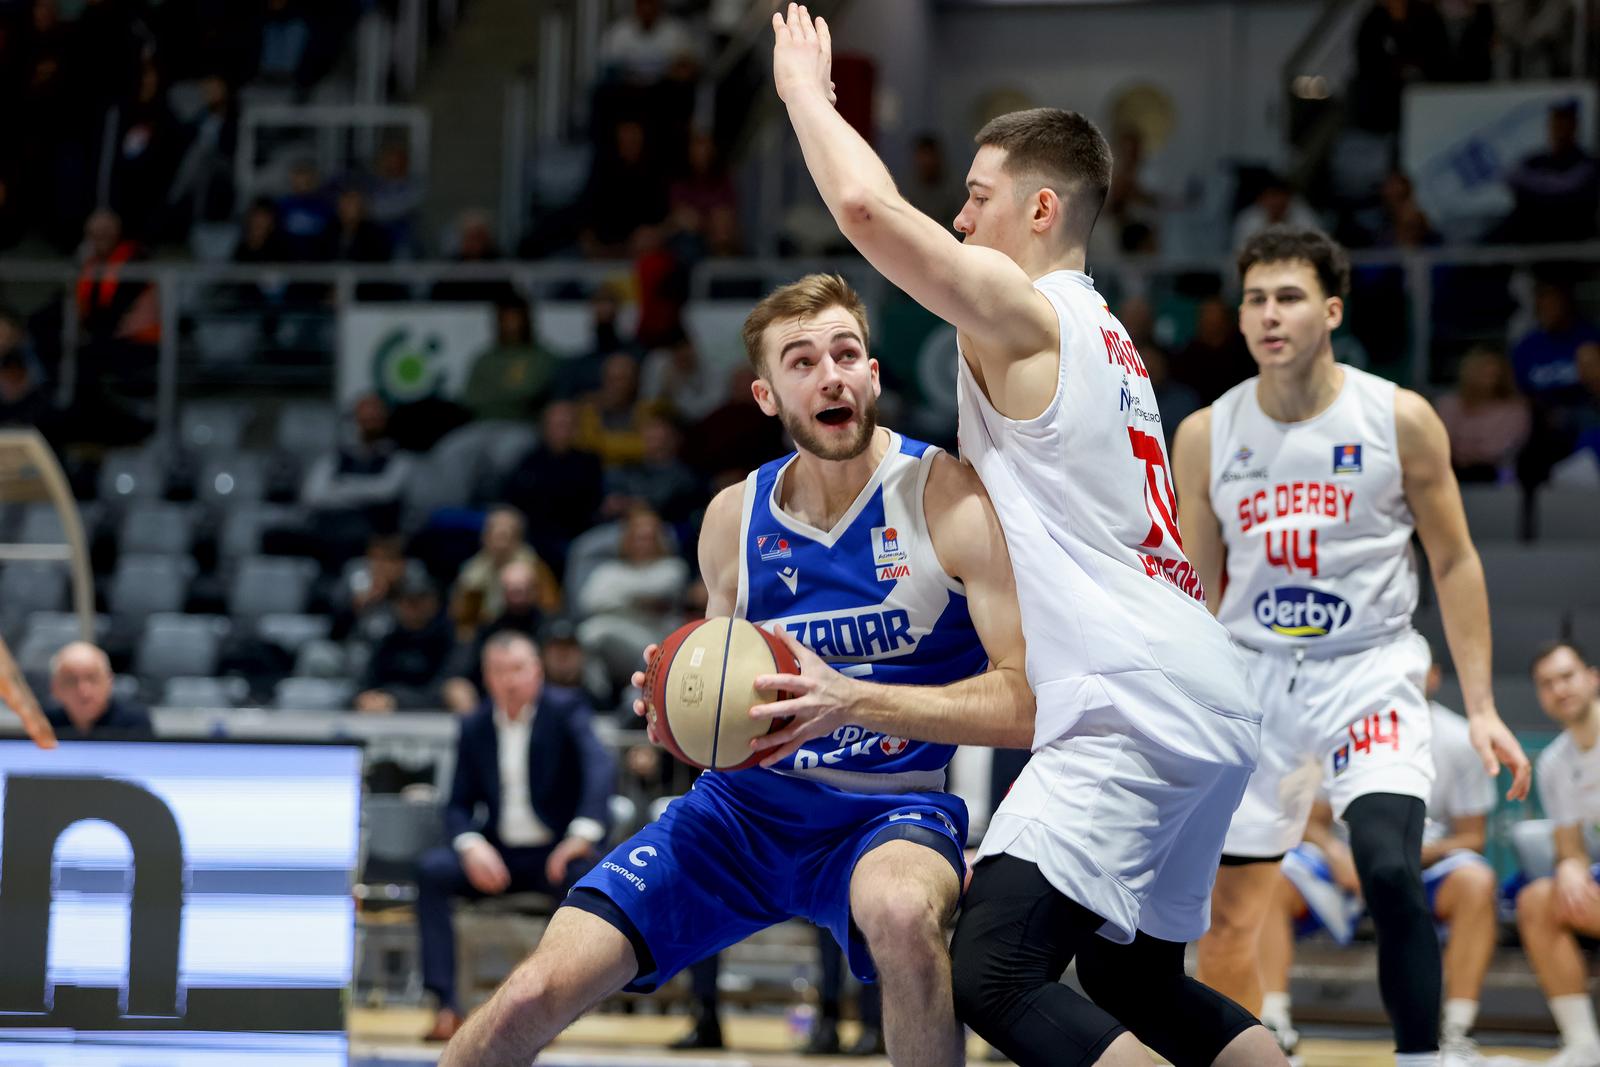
[337,304,495,407]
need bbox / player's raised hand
[772,3,835,106]
[748,628,858,767]
[1469,709,1532,801]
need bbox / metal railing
[6,239,1597,439]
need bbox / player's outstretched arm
[0,635,56,748]
[772,4,1053,363]
[1396,388,1530,799]
[1171,407,1225,616]
[748,454,1034,761]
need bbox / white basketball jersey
[956,270,1261,767]
[1208,365,1418,657]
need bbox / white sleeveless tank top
[1207,364,1418,657]
[956,270,1260,767]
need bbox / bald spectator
[45,643,152,740]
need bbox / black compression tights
[950,855,1258,1066]
[1345,791,1440,1054]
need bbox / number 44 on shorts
[1332,709,1401,775]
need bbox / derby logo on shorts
[1254,587,1351,637]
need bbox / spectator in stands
[301,392,415,566]
[1437,0,1495,82]
[1101,126,1163,256]
[1516,642,1600,1065]
[1500,99,1600,245]
[333,533,427,645]
[640,331,725,422]
[168,74,239,227]
[901,132,964,227]
[1518,278,1600,401]
[499,400,605,574]
[416,631,613,1042]
[1172,295,1256,404]
[233,196,291,263]
[1548,343,1600,486]
[576,351,652,468]
[683,364,787,483]
[0,310,52,431]
[109,61,183,244]
[1351,0,1449,134]
[276,159,334,261]
[355,573,456,712]
[576,505,688,687]
[450,507,558,640]
[598,0,697,85]
[440,557,551,712]
[75,208,160,402]
[324,186,392,262]
[602,411,704,524]
[1232,176,1321,250]
[668,129,738,259]
[1435,346,1530,483]
[581,119,670,258]
[429,210,518,305]
[462,301,554,422]
[442,556,548,708]
[256,0,309,86]
[539,617,612,712]
[45,641,153,739]
[365,139,422,256]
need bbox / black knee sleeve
[1077,933,1258,1067]
[950,856,1125,1067]
[1346,792,1440,1054]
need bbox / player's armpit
[696,484,744,618]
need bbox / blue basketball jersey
[729,431,988,792]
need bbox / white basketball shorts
[1222,630,1435,860]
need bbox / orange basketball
[643,616,799,771]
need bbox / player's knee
[856,889,945,964]
[1358,854,1424,921]
[1198,905,1259,957]
[1448,862,1498,916]
[1516,877,1555,926]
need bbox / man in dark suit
[417,630,615,1042]
[44,641,153,739]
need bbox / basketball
[643,617,799,771]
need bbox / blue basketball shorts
[567,767,967,991]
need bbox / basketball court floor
[348,1008,1566,1065]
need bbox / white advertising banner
[337,303,495,406]
[1404,80,1597,235]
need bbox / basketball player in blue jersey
[441,272,1034,1067]
[772,6,1283,1066]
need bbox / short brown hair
[974,108,1112,242]
[1532,640,1590,675]
[1237,226,1351,301]
[741,273,870,375]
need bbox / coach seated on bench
[417,630,616,1042]
[45,641,153,740]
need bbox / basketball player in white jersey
[772,7,1282,1065]
[1260,663,1502,1062]
[1516,641,1600,1067]
[1173,226,1530,1067]
[443,273,1037,1067]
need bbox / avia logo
[876,563,911,582]
[777,566,799,594]
[1254,587,1351,637]
[1333,443,1363,474]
